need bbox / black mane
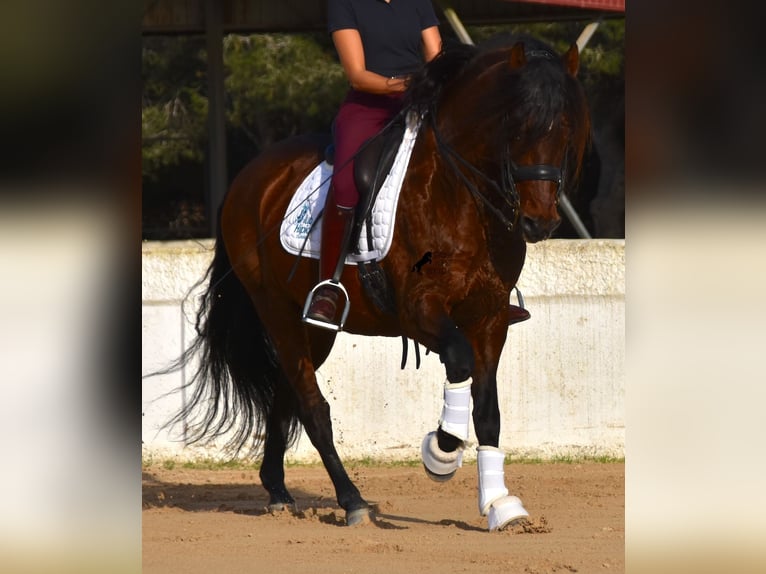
[403,42,477,113]
[404,34,571,136]
[404,34,590,196]
[482,34,572,141]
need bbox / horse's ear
[563,43,579,77]
[509,42,526,70]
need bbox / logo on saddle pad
[280,114,420,263]
[292,202,314,236]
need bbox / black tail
[154,230,300,456]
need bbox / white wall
[142,239,624,462]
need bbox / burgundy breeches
[331,89,404,208]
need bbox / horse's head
[502,41,590,243]
[416,37,591,244]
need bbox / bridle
[427,102,566,232]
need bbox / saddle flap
[351,118,407,253]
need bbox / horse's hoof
[346,506,372,526]
[423,463,457,483]
[487,495,529,531]
[421,431,463,481]
[267,501,294,513]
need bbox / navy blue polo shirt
[327,0,440,78]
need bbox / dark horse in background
[166,36,591,531]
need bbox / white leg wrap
[439,379,472,441]
[477,446,529,531]
[477,447,508,514]
[421,431,463,477]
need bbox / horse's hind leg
[259,383,298,511]
[258,304,370,525]
[259,333,339,512]
[292,364,370,524]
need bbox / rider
[304,0,442,326]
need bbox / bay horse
[168,36,590,531]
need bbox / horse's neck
[407,128,525,288]
[435,87,499,165]
[426,114,526,285]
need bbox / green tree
[141,33,347,185]
[224,34,348,152]
[142,35,208,183]
[465,19,624,99]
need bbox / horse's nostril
[521,216,538,237]
[521,216,558,242]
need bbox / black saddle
[324,115,407,252]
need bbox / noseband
[509,162,563,191]
[504,152,565,221]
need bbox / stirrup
[301,279,351,332]
[513,286,526,309]
[509,286,531,325]
[508,305,530,325]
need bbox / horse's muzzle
[520,215,560,243]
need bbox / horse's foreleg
[470,324,529,531]
[421,378,471,481]
[438,321,475,384]
[414,299,476,480]
[475,445,528,531]
[410,294,475,383]
[433,324,474,457]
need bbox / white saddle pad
[280,112,420,263]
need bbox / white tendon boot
[439,379,472,441]
[477,446,529,531]
[421,380,471,481]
